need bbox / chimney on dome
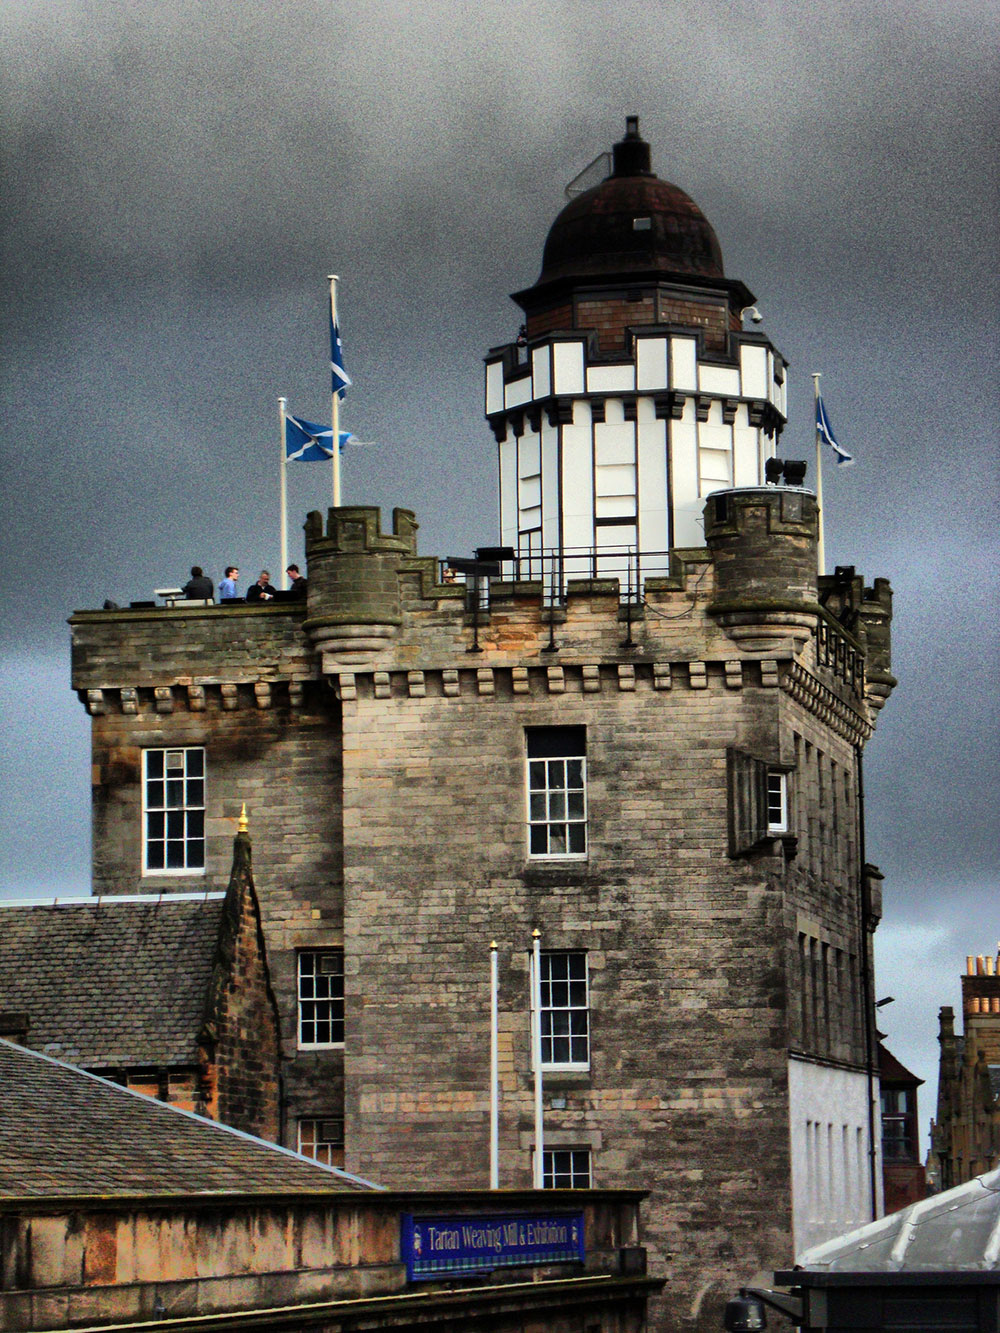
[612,116,652,177]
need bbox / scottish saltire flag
[285,413,356,461]
[330,314,351,398]
[816,394,854,466]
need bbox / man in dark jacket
[182,566,213,599]
[246,570,273,602]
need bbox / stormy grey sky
[2,0,997,1149]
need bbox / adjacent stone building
[66,121,895,1330]
[930,949,1000,1191]
[878,1042,925,1213]
[1,1041,656,1332]
[0,825,282,1140]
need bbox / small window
[527,727,587,858]
[539,950,589,1069]
[142,748,205,873]
[298,1116,345,1168]
[766,771,788,833]
[542,1148,592,1189]
[632,217,651,232]
[728,749,793,854]
[298,950,345,1047]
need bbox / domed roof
[535,118,725,287]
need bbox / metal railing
[442,543,672,609]
[815,616,865,693]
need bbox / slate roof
[877,1041,924,1085]
[0,895,225,1067]
[0,1040,372,1197]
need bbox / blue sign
[401,1211,585,1281]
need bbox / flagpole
[329,274,341,509]
[812,372,825,577]
[531,928,544,1189]
[278,397,289,589]
[489,940,499,1189]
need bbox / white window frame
[297,1116,345,1167]
[766,769,788,833]
[142,747,206,875]
[297,950,345,1049]
[538,950,590,1071]
[541,1147,592,1189]
[526,727,587,859]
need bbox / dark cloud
[2,0,998,1148]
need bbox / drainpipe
[856,744,879,1219]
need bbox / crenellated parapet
[303,505,440,669]
[704,485,821,654]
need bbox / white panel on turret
[499,435,518,547]
[532,345,552,400]
[486,360,505,416]
[518,431,542,534]
[670,338,698,392]
[588,364,635,394]
[670,408,701,547]
[562,421,594,557]
[698,405,733,494]
[739,344,768,400]
[552,341,586,395]
[519,433,540,479]
[637,418,669,557]
[595,522,634,584]
[733,412,761,489]
[698,364,741,396]
[594,421,637,521]
[636,336,668,391]
[594,490,634,519]
[700,449,732,488]
[595,427,635,467]
[540,420,562,552]
[767,350,776,405]
[505,375,532,409]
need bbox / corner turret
[704,485,820,653]
[303,507,419,670]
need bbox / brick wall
[522,290,735,354]
[576,295,656,353]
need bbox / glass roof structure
[796,1169,1000,1272]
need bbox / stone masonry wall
[340,663,795,1329]
[71,602,348,1146]
[71,500,887,1329]
[204,833,283,1142]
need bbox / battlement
[70,495,892,740]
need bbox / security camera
[744,305,763,324]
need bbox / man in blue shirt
[219,566,239,600]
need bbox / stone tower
[487,116,785,576]
[931,949,1000,1190]
[70,122,896,1332]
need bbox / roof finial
[238,803,248,835]
[613,117,651,177]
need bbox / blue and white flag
[816,394,854,466]
[330,314,351,399]
[285,413,356,462]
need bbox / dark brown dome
[536,119,724,287]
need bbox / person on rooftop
[246,570,273,603]
[182,566,214,600]
[218,566,240,600]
